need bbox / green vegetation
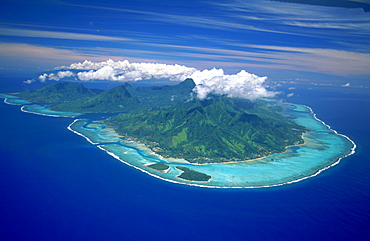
[16,79,307,163]
[46,78,195,113]
[105,96,307,163]
[124,78,196,107]
[14,82,102,103]
[176,166,212,182]
[51,85,140,113]
[147,163,170,171]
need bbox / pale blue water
[1,78,369,240]
[63,99,354,188]
[2,92,354,188]
[21,104,82,118]
[0,94,32,105]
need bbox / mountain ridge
[105,96,306,163]
[13,79,307,163]
[14,82,103,103]
[51,85,140,113]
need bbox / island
[146,163,170,172]
[4,80,354,187]
[14,80,306,164]
[175,166,212,182]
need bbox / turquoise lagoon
[0,94,82,118]
[0,94,32,105]
[1,94,355,188]
[21,105,82,118]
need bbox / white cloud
[38,73,48,82]
[0,43,116,70]
[349,0,370,4]
[61,59,197,82]
[49,71,75,81]
[23,79,35,84]
[190,68,275,100]
[38,71,75,81]
[41,59,276,100]
[57,70,74,79]
[0,27,132,42]
[77,66,120,81]
[228,43,370,76]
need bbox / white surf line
[304,104,356,154]
[160,103,357,189]
[66,102,357,189]
[67,119,100,145]
[21,105,79,118]
[0,94,33,106]
[1,96,22,106]
[3,98,20,105]
[96,145,202,187]
[4,94,342,188]
[95,143,269,189]
[262,104,357,187]
[196,104,356,189]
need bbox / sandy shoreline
[116,131,306,166]
[144,163,171,173]
[74,103,356,188]
[1,95,356,188]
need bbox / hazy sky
[0,0,369,84]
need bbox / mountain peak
[14,82,102,103]
[123,82,132,88]
[51,84,139,113]
[178,78,196,89]
[102,85,132,98]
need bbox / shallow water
[0,94,32,105]
[1,79,369,241]
[5,93,354,188]
[21,104,82,118]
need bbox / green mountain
[51,79,195,113]
[13,79,307,163]
[105,96,306,163]
[15,79,195,113]
[51,85,140,113]
[124,78,195,106]
[14,82,102,103]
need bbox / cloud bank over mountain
[57,59,196,82]
[37,59,275,100]
[190,68,275,100]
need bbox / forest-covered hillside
[14,80,306,163]
[105,96,306,163]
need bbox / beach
[0,93,355,188]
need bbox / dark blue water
[1,78,370,240]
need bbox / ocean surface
[1,77,370,240]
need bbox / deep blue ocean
[1,77,370,241]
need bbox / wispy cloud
[214,0,370,38]
[0,26,132,42]
[1,0,369,78]
[224,43,370,75]
[46,0,370,48]
[0,43,108,68]
[52,0,298,36]
[143,41,370,76]
[37,59,277,100]
[0,43,159,70]
[2,38,368,77]
[64,0,370,45]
